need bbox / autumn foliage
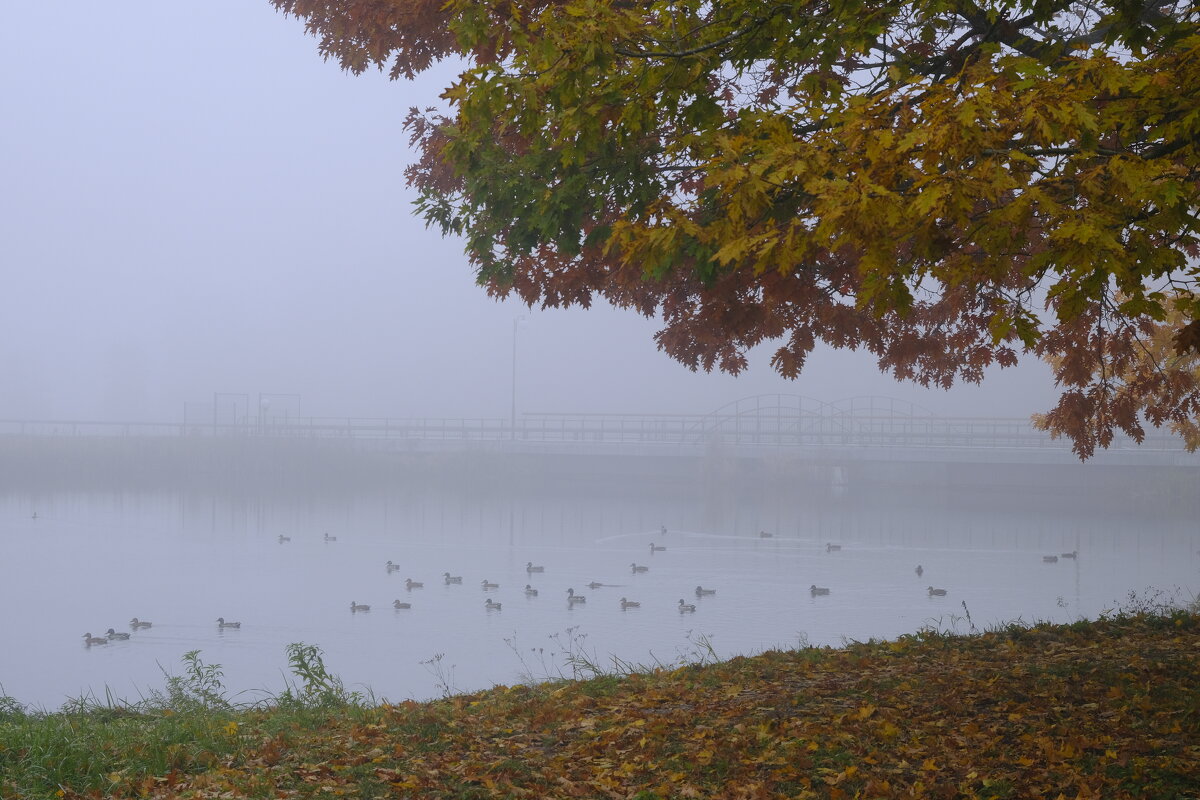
[271,0,1200,458]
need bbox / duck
[587,581,605,589]
[650,543,666,552]
[524,584,539,596]
[217,617,242,628]
[695,585,716,597]
[105,628,131,640]
[386,560,401,573]
[630,563,649,573]
[323,533,337,542]
[83,633,108,646]
[678,599,697,613]
[826,543,842,552]
[481,579,499,590]
[759,530,774,538]
[1060,550,1078,559]
[129,618,152,630]
[928,586,947,597]
[349,602,370,613]
[915,565,924,577]
[1043,555,1059,563]
[443,572,463,585]
[620,597,640,609]
[567,588,586,604]
[526,561,545,573]
[277,534,291,543]
[405,578,424,590]
[392,599,412,609]
[810,585,831,596]
[485,599,502,611]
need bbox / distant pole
[511,315,525,440]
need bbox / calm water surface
[1,489,1196,709]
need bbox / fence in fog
[1,395,1192,463]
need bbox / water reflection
[0,486,1195,710]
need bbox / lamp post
[510,315,526,440]
[257,393,302,435]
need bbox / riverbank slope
[6,611,1196,798]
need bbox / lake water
[1,487,1196,710]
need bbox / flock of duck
[83,615,241,647]
[83,530,1078,646]
[355,554,712,615]
[342,530,983,615]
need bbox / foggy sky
[0,3,1056,424]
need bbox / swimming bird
[323,532,337,542]
[83,633,108,646]
[349,602,369,613]
[481,579,499,590]
[1043,555,1059,563]
[217,617,242,628]
[650,543,666,552]
[678,599,696,613]
[405,578,424,590]
[928,586,947,597]
[31,511,38,520]
[759,530,773,538]
[443,572,463,584]
[630,563,649,573]
[810,585,831,596]
[393,599,412,609]
[129,618,152,630]
[826,543,842,552]
[277,534,291,543]
[524,584,539,596]
[1061,551,1078,559]
[587,581,605,589]
[105,628,130,640]
[620,597,640,609]
[567,588,586,604]
[485,599,502,611]
[526,562,545,573]
[695,585,716,597]
[660,525,667,535]
[386,560,401,573]
[915,565,924,577]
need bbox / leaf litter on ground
[33,611,1200,799]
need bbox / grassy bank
[3,612,1197,799]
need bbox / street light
[511,315,527,439]
[257,393,302,434]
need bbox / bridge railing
[0,412,1188,452]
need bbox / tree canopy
[272,0,1200,458]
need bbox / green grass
[0,643,365,799]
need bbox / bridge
[1,395,1194,468]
